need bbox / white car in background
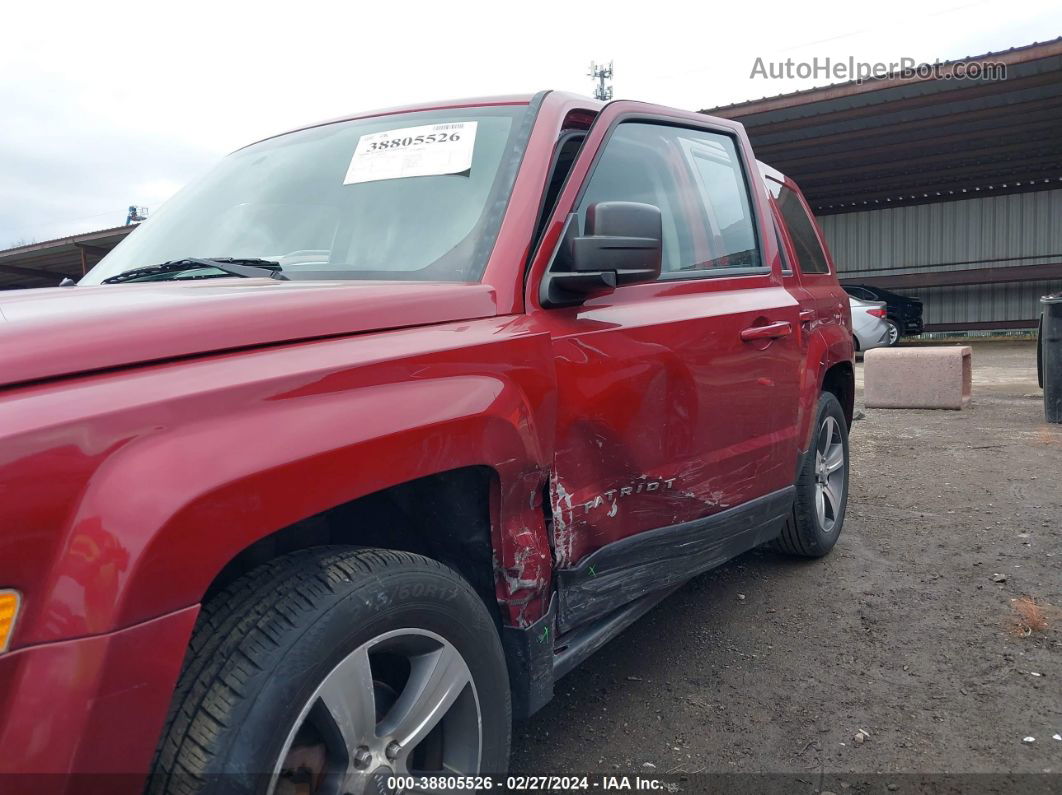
[850,296,891,354]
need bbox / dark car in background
[843,284,923,345]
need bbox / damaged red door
[528,106,802,577]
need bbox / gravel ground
[511,341,1061,785]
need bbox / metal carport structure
[705,38,1062,332]
[0,225,135,291]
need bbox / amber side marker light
[0,590,21,653]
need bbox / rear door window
[772,217,793,275]
[767,179,830,275]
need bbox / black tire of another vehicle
[775,391,850,557]
[148,547,511,795]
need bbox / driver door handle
[740,321,793,342]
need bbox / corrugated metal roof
[0,225,135,290]
[706,37,1062,115]
[704,39,1062,214]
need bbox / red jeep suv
[0,91,853,793]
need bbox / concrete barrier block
[864,346,972,409]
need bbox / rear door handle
[799,309,816,323]
[740,321,793,342]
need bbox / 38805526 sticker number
[343,121,477,185]
[364,131,462,151]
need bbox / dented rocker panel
[554,487,795,631]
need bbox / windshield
[81,105,532,285]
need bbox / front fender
[2,320,557,649]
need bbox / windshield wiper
[101,257,288,284]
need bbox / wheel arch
[115,411,553,635]
[797,325,855,453]
[821,360,855,429]
[203,466,503,612]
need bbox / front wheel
[775,392,850,557]
[149,548,511,795]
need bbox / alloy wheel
[813,415,846,534]
[886,321,900,346]
[270,628,481,795]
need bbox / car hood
[0,278,498,388]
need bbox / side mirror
[541,201,663,307]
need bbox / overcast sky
[2,0,1060,247]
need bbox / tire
[149,547,510,795]
[775,392,849,557]
[885,318,902,346]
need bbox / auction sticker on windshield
[343,122,478,185]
